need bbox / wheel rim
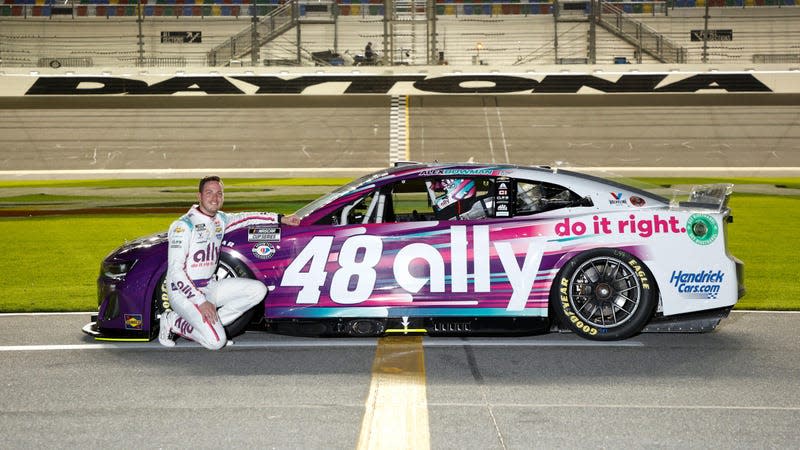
[567,256,642,328]
[215,260,239,280]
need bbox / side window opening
[314,178,589,225]
[390,178,437,222]
[339,191,376,224]
[515,180,587,215]
[322,188,396,225]
[315,190,379,226]
[390,177,494,221]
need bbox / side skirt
[641,307,733,333]
[262,316,552,337]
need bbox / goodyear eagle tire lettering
[551,248,657,341]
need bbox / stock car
[83,162,744,342]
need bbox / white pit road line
[0,310,795,352]
[0,338,644,352]
[0,311,648,351]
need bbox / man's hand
[197,301,219,325]
[281,214,301,226]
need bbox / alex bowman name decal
[23,73,773,96]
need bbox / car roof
[382,161,670,205]
[298,161,670,220]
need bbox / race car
[83,162,744,341]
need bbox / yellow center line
[357,336,430,450]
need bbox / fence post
[251,0,259,66]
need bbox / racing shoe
[158,311,176,347]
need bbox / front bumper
[82,315,153,342]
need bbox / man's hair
[199,175,222,192]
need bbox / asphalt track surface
[0,311,798,449]
[1,95,798,448]
[1,99,799,178]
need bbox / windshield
[293,169,388,219]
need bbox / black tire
[151,273,170,339]
[151,253,262,339]
[551,248,657,341]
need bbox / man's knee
[247,280,268,306]
[205,337,227,350]
[201,323,227,350]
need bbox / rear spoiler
[678,183,734,212]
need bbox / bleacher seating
[1,1,797,67]
[6,0,798,19]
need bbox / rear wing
[678,183,734,213]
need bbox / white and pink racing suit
[164,205,279,349]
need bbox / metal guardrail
[129,56,188,67]
[598,1,686,63]
[752,54,800,64]
[37,56,93,68]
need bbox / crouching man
[159,175,299,349]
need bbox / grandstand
[1,1,798,67]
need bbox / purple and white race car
[84,162,744,341]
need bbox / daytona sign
[22,73,774,96]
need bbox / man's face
[198,180,224,215]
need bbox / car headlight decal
[102,259,138,280]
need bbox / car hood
[106,232,168,260]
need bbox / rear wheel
[151,254,262,339]
[551,248,656,340]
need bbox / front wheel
[551,248,657,341]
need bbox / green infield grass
[0,177,798,312]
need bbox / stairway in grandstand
[206,0,336,66]
[596,1,686,63]
[381,0,437,65]
[514,0,686,65]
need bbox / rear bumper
[735,256,746,299]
